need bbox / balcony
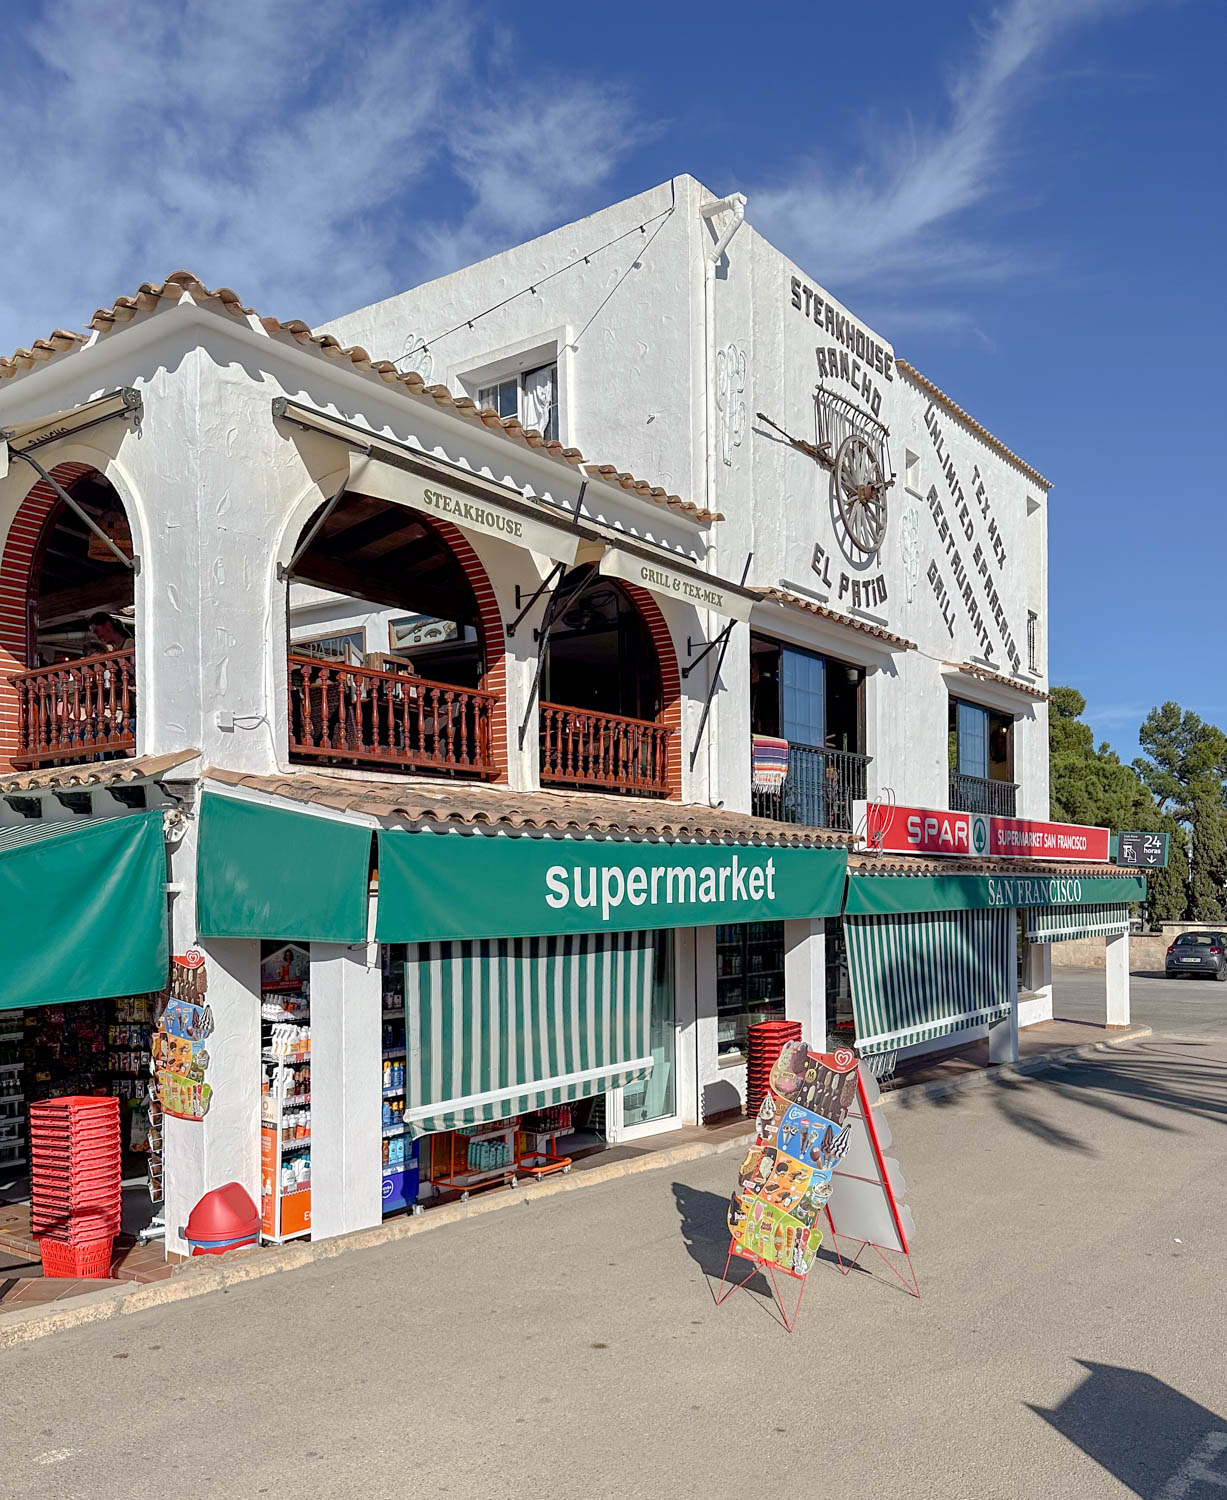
[288,655,499,777]
[10,648,136,769]
[949,770,1017,818]
[752,743,870,833]
[539,703,671,797]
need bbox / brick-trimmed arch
[621,581,683,800]
[427,517,509,784]
[0,460,98,768]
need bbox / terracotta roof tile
[1,270,720,525]
[0,749,199,794]
[204,767,853,847]
[896,359,1051,491]
[949,660,1048,702]
[751,586,915,651]
[848,851,1137,880]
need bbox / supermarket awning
[376,829,848,943]
[0,810,168,1010]
[1025,903,1131,943]
[846,908,1013,1056]
[844,868,1146,917]
[403,931,654,1136]
[196,792,371,944]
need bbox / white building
[0,176,1141,1258]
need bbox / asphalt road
[1053,963,1227,1039]
[3,980,1227,1499]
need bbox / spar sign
[856,802,1110,863]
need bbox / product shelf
[432,1165,517,1195]
[381,1085,405,1099]
[280,1136,312,1153]
[381,1047,406,1060]
[262,1050,311,1065]
[382,1123,410,1138]
[457,1120,520,1143]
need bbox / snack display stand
[259,950,311,1243]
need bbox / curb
[0,1026,1152,1348]
[0,1131,756,1349]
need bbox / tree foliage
[1048,689,1227,925]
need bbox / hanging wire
[416,204,676,357]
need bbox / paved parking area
[1053,965,1227,1039]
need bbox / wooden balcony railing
[9,647,136,768]
[539,702,672,796]
[288,654,499,777]
[751,743,870,833]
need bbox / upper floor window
[1027,610,1039,674]
[477,361,558,441]
[948,696,1016,816]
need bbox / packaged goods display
[379,947,419,1215]
[259,943,311,1241]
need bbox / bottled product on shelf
[259,943,311,1242]
[0,1011,24,1174]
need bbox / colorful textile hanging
[751,734,790,790]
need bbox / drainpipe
[698,191,747,808]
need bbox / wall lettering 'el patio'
[812,544,888,612]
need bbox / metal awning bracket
[10,447,138,573]
[687,552,752,768]
[517,563,600,749]
[279,479,348,581]
[508,561,566,638]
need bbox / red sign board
[859,803,1110,863]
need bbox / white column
[784,919,827,1047]
[694,925,739,1119]
[1106,930,1131,1026]
[162,811,262,1258]
[674,927,700,1126]
[309,942,382,1241]
[988,911,1020,1064]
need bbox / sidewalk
[0,1016,1148,1336]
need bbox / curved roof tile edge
[0,270,722,527]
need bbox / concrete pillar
[988,912,1020,1064]
[1106,930,1131,1026]
[162,809,262,1258]
[674,927,700,1126]
[309,942,383,1240]
[784,918,827,1047]
[694,925,740,1119]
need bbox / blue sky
[1,0,1220,763]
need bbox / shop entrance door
[610,932,684,1141]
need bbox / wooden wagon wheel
[834,434,888,555]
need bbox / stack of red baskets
[745,1019,803,1119]
[29,1096,121,1279]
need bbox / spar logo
[972,815,988,856]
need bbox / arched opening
[285,489,504,777]
[539,565,676,797]
[5,468,136,768]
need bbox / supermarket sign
[856,802,1110,863]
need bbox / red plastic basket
[38,1236,114,1279]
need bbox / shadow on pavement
[1031,1360,1227,1497]
[895,1038,1227,1156]
[671,1180,845,1297]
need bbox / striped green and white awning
[1025,903,1130,944]
[403,932,655,1136]
[846,908,1013,1056]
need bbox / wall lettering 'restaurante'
[419,486,524,540]
[788,276,892,418]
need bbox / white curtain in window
[521,364,556,435]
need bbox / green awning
[377,830,847,943]
[0,810,168,1010]
[402,931,654,1136]
[845,870,1146,917]
[1025,903,1130,943]
[846,908,1013,1056]
[197,792,371,943]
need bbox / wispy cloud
[748,0,1152,304]
[0,0,645,353]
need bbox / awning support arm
[682,620,734,680]
[278,480,349,581]
[10,449,139,573]
[518,563,600,750]
[688,552,752,770]
[507,561,566,639]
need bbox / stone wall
[1050,933,1167,972]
